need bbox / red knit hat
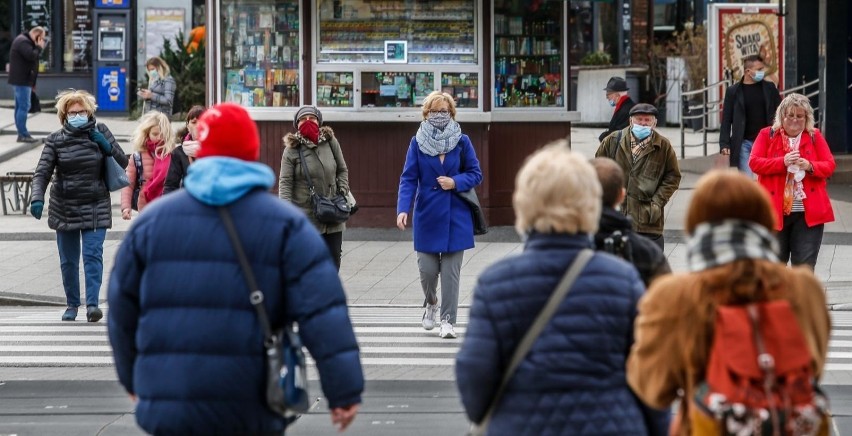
[196,103,260,161]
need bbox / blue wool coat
[108,169,363,435]
[456,233,669,435]
[397,134,483,253]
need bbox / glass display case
[493,0,564,108]
[220,0,300,108]
[441,73,478,108]
[316,71,354,107]
[360,71,435,108]
[317,0,476,65]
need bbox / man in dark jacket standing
[108,103,363,435]
[8,26,46,143]
[595,104,681,251]
[719,55,781,177]
[591,157,671,286]
[598,76,635,142]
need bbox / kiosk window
[360,71,434,108]
[21,0,53,72]
[220,0,301,108]
[63,0,93,72]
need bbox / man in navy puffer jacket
[455,143,668,435]
[108,103,363,435]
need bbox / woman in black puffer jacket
[30,89,127,322]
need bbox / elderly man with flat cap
[598,76,636,142]
[595,103,681,250]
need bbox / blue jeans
[56,228,107,307]
[11,85,32,137]
[739,139,754,178]
[777,212,824,269]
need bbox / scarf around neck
[416,119,462,156]
[686,219,779,272]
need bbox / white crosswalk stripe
[0,307,468,368]
[2,307,851,374]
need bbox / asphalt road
[1,380,850,435]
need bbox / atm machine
[93,1,132,113]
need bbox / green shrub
[580,51,613,66]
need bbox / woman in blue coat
[397,91,482,339]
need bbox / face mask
[427,111,451,129]
[298,119,320,144]
[631,125,652,140]
[67,114,88,128]
[608,99,617,107]
[752,70,765,82]
[148,69,159,81]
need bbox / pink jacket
[121,151,157,212]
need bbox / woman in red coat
[749,92,835,268]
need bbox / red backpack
[690,300,830,436]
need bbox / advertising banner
[97,66,127,111]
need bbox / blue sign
[96,0,131,8]
[97,66,127,112]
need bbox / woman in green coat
[279,106,351,270]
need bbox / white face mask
[148,69,159,81]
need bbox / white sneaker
[422,303,439,330]
[439,320,457,339]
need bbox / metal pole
[702,78,708,156]
[680,82,686,160]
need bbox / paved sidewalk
[2,109,852,307]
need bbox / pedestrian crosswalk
[0,306,469,368]
[2,306,852,375]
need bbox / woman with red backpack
[627,169,830,435]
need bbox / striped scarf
[687,219,779,272]
[415,119,462,156]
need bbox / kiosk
[92,0,132,113]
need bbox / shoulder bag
[296,146,351,224]
[218,207,311,419]
[104,153,129,191]
[456,145,487,235]
[468,249,594,436]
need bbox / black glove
[89,130,113,154]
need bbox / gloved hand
[89,130,113,154]
[30,200,43,220]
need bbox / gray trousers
[416,251,464,324]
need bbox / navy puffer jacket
[456,232,665,435]
[108,188,363,435]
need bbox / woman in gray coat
[279,106,351,270]
[30,90,127,322]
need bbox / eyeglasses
[429,110,449,115]
[785,114,807,121]
[67,110,88,117]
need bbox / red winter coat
[749,127,835,230]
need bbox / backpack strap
[609,129,623,160]
[133,152,144,185]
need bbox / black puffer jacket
[31,121,128,231]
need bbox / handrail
[781,78,819,96]
[681,79,730,97]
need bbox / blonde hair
[772,93,816,135]
[55,89,97,124]
[514,141,601,235]
[145,56,171,78]
[421,91,457,120]
[131,111,175,158]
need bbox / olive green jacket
[595,127,682,236]
[279,126,350,234]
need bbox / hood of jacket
[184,157,275,206]
[597,207,633,234]
[284,126,335,149]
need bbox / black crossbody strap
[296,147,317,194]
[218,207,276,346]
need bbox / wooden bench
[0,172,35,216]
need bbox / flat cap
[629,103,658,117]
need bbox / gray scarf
[686,219,779,272]
[416,119,462,156]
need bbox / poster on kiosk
[707,3,783,128]
[93,0,132,113]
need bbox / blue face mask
[631,125,652,140]
[752,70,765,82]
[67,114,88,128]
[608,99,617,107]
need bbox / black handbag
[29,90,41,114]
[297,147,350,224]
[456,145,488,235]
[218,207,311,418]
